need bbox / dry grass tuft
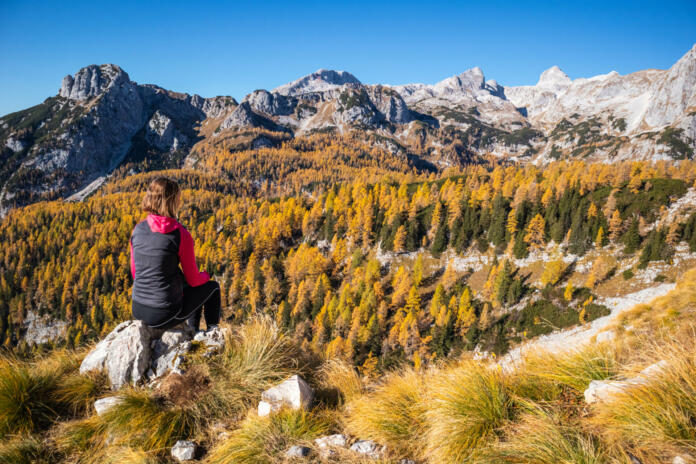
[157,364,211,407]
[207,409,333,464]
[345,368,426,458]
[425,361,514,464]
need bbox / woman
[130,177,220,332]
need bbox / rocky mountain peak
[273,69,361,96]
[536,65,571,91]
[59,64,131,101]
[434,67,486,94]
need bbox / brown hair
[141,177,180,218]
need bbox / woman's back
[131,216,184,309]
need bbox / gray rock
[193,326,227,355]
[5,136,25,152]
[399,460,417,464]
[171,440,196,461]
[258,375,314,417]
[145,110,187,152]
[285,445,311,458]
[350,440,382,458]
[80,320,152,390]
[94,396,123,416]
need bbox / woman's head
[141,177,181,218]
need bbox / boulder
[171,440,196,462]
[80,320,152,390]
[94,396,123,416]
[285,445,311,458]
[258,375,314,417]
[350,439,382,458]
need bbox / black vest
[130,220,184,309]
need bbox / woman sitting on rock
[130,177,220,332]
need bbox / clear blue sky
[1,0,695,116]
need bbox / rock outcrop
[80,320,228,390]
[257,375,314,417]
[80,320,152,390]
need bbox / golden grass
[317,358,365,405]
[485,405,606,464]
[100,389,196,451]
[592,340,696,461]
[344,368,426,458]
[0,434,51,464]
[424,361,514,464]
[206,409,333,464]
[515,342,621,400]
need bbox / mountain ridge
[1,44,694,211]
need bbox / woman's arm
[177,225,210,286]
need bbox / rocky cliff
[1,44,695,211]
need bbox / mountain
[1,45,695,211]
[0,64,236,211]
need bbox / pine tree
[623,218,641,253]
[478,303,492,331]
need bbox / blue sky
[1,0,695,116]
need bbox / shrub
[622,269,634,280]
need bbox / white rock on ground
[93,396,123,416]
[80,320,152,390]
[584,360,669,404]
[193,326,227,356]
[315,434,348,448]
[171,440,196,461]
[350,439,382,458]
[285,445,311,458]
[258,375,314,417]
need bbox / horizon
[1,0,696,116]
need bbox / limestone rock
[94,396,123,416]
[80,320,152,390]
[285,445,311,458]
[258,375,313,417]
[314,434,348,449]
[171,440,196,462]
[584,360,669,404]
[193,326,227,355]
[150,325,194,379]
[350,439,382,458]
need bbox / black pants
[133,280,221,331]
